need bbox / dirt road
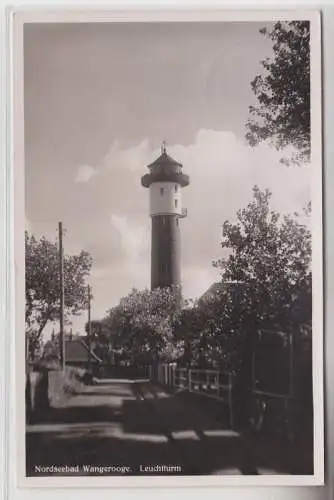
[26,378,312,476]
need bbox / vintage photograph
[20,12,322,483]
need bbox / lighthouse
[141,143,190,290]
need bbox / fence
[247,330,313,442]
[149,364,235,428]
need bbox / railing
[149,364,234,429]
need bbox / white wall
[149,181,183,216]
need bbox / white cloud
[81,130,311,220]
[101,139,151,173]
[170,129,311,219]
[110,214,149,264]
[182,266,219,301]
[68,129,312,319]
[87,219,151,321]
[75,164,98,183]
[96,129,310,218]
[118,140,151,172]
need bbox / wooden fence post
[188,369,192,393]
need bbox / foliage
[245,21,310,164]
[25,231,92,344]
[162,187,311,373]
[174,186,312,373]
[27,331,43,362]
[41,331,59,362]
[213,185,312,334]
[85,319,105,338]
[174,290,244,374]
[170,186,312,425]
[103,287,182,364]
[86,187,311,376]
[84,319,112,362]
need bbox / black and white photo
[14,9,323,487]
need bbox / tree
[214,185,312,334]
[245,21,310,164]
[103,287,182,364]
[84,319,112,362]
[174,185,312,374]
[85,319,105,338]
[173,286,246,373]
[211,187,312,426]
[25,231,93,348]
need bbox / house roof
[65,338,102,364]
[198,281,243,305]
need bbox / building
[64,335,102,370]
[198,281,243,307]
[141,143,190,290]
[42,333,102,372]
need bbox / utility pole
[87,284,92,372]
[59,221,65,370]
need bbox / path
[26,378,312,476]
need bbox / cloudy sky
[24,21,311,335]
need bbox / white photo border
[10,7,324,489]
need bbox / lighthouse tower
[141,143,190,290]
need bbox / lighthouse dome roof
[147,150,182,172]
[141,143,189,188]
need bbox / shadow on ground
[26,380,314,477]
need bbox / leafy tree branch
[245,21,310,164]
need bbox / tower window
[175,199,178,208]
[175,184,178,192]
[160,187,164,196]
